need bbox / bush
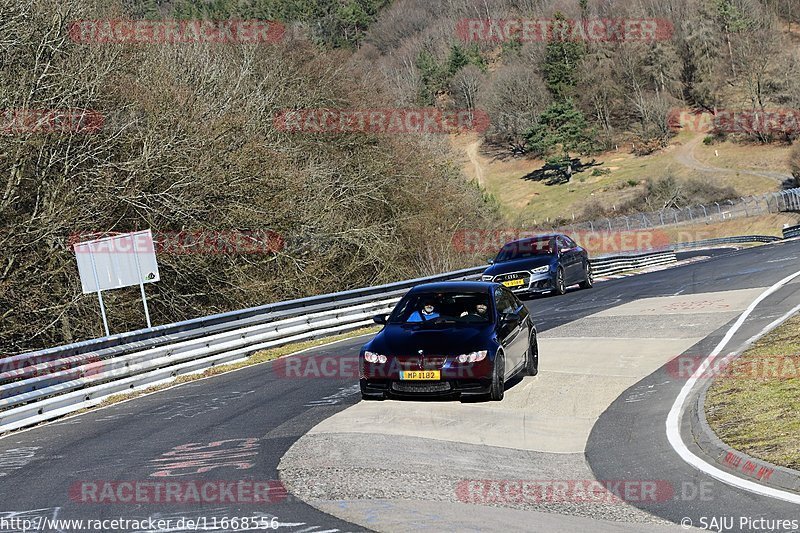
[791,143,800,187]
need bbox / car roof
[501,234,561,247]
[407,281,494,294]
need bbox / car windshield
[388,292,493,325]
[494,237,555,262]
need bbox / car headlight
[364,351,387,364]
[456,350,488,363]
[481,275,493,281]
[530,265,549,274]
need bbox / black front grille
[422,356,447,369]
[495,272,529,283]
[395,356,448,370]
[392,382,452,393]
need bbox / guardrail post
[624,216,630,230]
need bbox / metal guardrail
[0,249,682,433]
[673,235,782,249]
[591,251,676,276]
[783,225,800,239]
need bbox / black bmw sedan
[481,234,593,296]
[359,281,538,401]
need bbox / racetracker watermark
[668,109,800,135]
[69,480,287,504]
[274,109,490,134]
[456,479,713,504]
[1,109,104,135]
[273,354,481,379]
[68,19,285,44]
[0,354,104,381]
[666,354,800,380]
[68,230,284,255]
[456,18,674,42]
[452,229,671,256]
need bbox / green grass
[705,315,800,470]
[452,131,783,225]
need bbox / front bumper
[360,357,494,398]
[360,378,491,398]
[489,271,554,294]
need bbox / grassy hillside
[451,131,787,225]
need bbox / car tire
[489,352,505,401]
[552,267,566,296]
[578,262,593,289]
[526,332,539,376]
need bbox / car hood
[483,256,554,276]
[366,324,494,356]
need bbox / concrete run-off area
[279,288,767,532]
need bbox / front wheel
[578,262,593,289]
[552,267,566,296]
[526,332,539,376]
[489,352,505,401]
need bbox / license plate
[400,370,441,380]
[502,279,525,287]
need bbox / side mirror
[487,259,494,265]
[372,314,388,325]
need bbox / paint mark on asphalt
[0,447,39,477]
[150,438,260,477]
[304,385,360,407]
[624,382,669,404]
[151,391,255,420]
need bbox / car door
[494,287,526,375]
[557,236,580,284]
[509,290,531,364]
[564,235,587,283]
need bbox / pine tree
[525,100,597,183]
[542,13,585,101]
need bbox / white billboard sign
[73,229,159,334]
[73,230,160,294]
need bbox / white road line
[665,269,800,504]
[741,302,800,348]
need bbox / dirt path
[466,139,485,187]
[673,134,789,183]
